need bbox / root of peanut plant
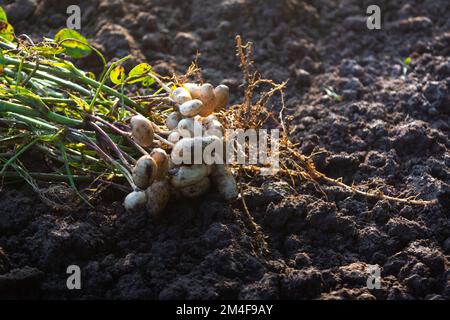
[225,36,437,208]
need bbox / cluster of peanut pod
[124,83,238,217]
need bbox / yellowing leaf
[68,93,90,111]
[31,45,65,55]
[127,63,152,84]
[0,21,14,42]
[110,65,125,85]
[54,28,92,58]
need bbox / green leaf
[127,63,152,84]
[54,28,92,58]
[0,21,14,42]
[110,65,125,85]
[0,7,8,22]
[31,45,65,55]
[142,76,155,88]
[403,57,411,65]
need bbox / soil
[0,0,449,300]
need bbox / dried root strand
[227,35,438,208]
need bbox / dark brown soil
[0,0,449,299]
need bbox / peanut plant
[0,7,436,219]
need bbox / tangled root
[225,35,437,207]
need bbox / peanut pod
[214,84,229,111]
[179,99,204,117]
[145,179,170,218]
[166,111,182,130]
[180,177,211,198]
[211,164,238,201]
[198,83,216,117]
[150,148,169,180]
[130,115,154,147]
[124,190,147,213]
[132,155,158,189]
[170,164,209,188]
[172,87,192,105]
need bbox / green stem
[0,53,142,111]
[89,55,131,113]
[0,100,82,126]
[21,58,40,87]
[42,97,113,107]
[5,112,58,130]
[1,171,131,192]
[16,57,24,87]
[59,142,93,208]
[7,67,92,96]
[2,171,93,182]
[34,143,100,165]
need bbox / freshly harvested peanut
[205,119,223,130]
[180,177,211,198]
[198,83,216,116]
[202,135,223,146]
[214,84,229,111]
[171,135,223,164]
[124,190,147,212]
[172,87,192,104]
[168,131,181,143]
[179,99,204,117]
[170,164,208,188]
[177,118,195,137]
[211,164,238,201]
[145,179,170,218]
[130,115,154,147]
[166,111,182,130]
[183,83,201,99]
[203,118,223,137]
[173,135,221,151]
[203,135,225,165]
[177,117,203,137]
[132,155,158,189]
[202,114,218,127]
[150,148,169,180]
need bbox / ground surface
[0,0,449,299]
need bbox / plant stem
[68,129,136,189]
[1,172,131,192]
[148,73,173,94]
[0,53,142,111]
[3,67,91,96]
[0,100,82,126]
[88,120,133,169]
[89,56,131,113]
[87,114,148,155]
[59,142,93,208]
